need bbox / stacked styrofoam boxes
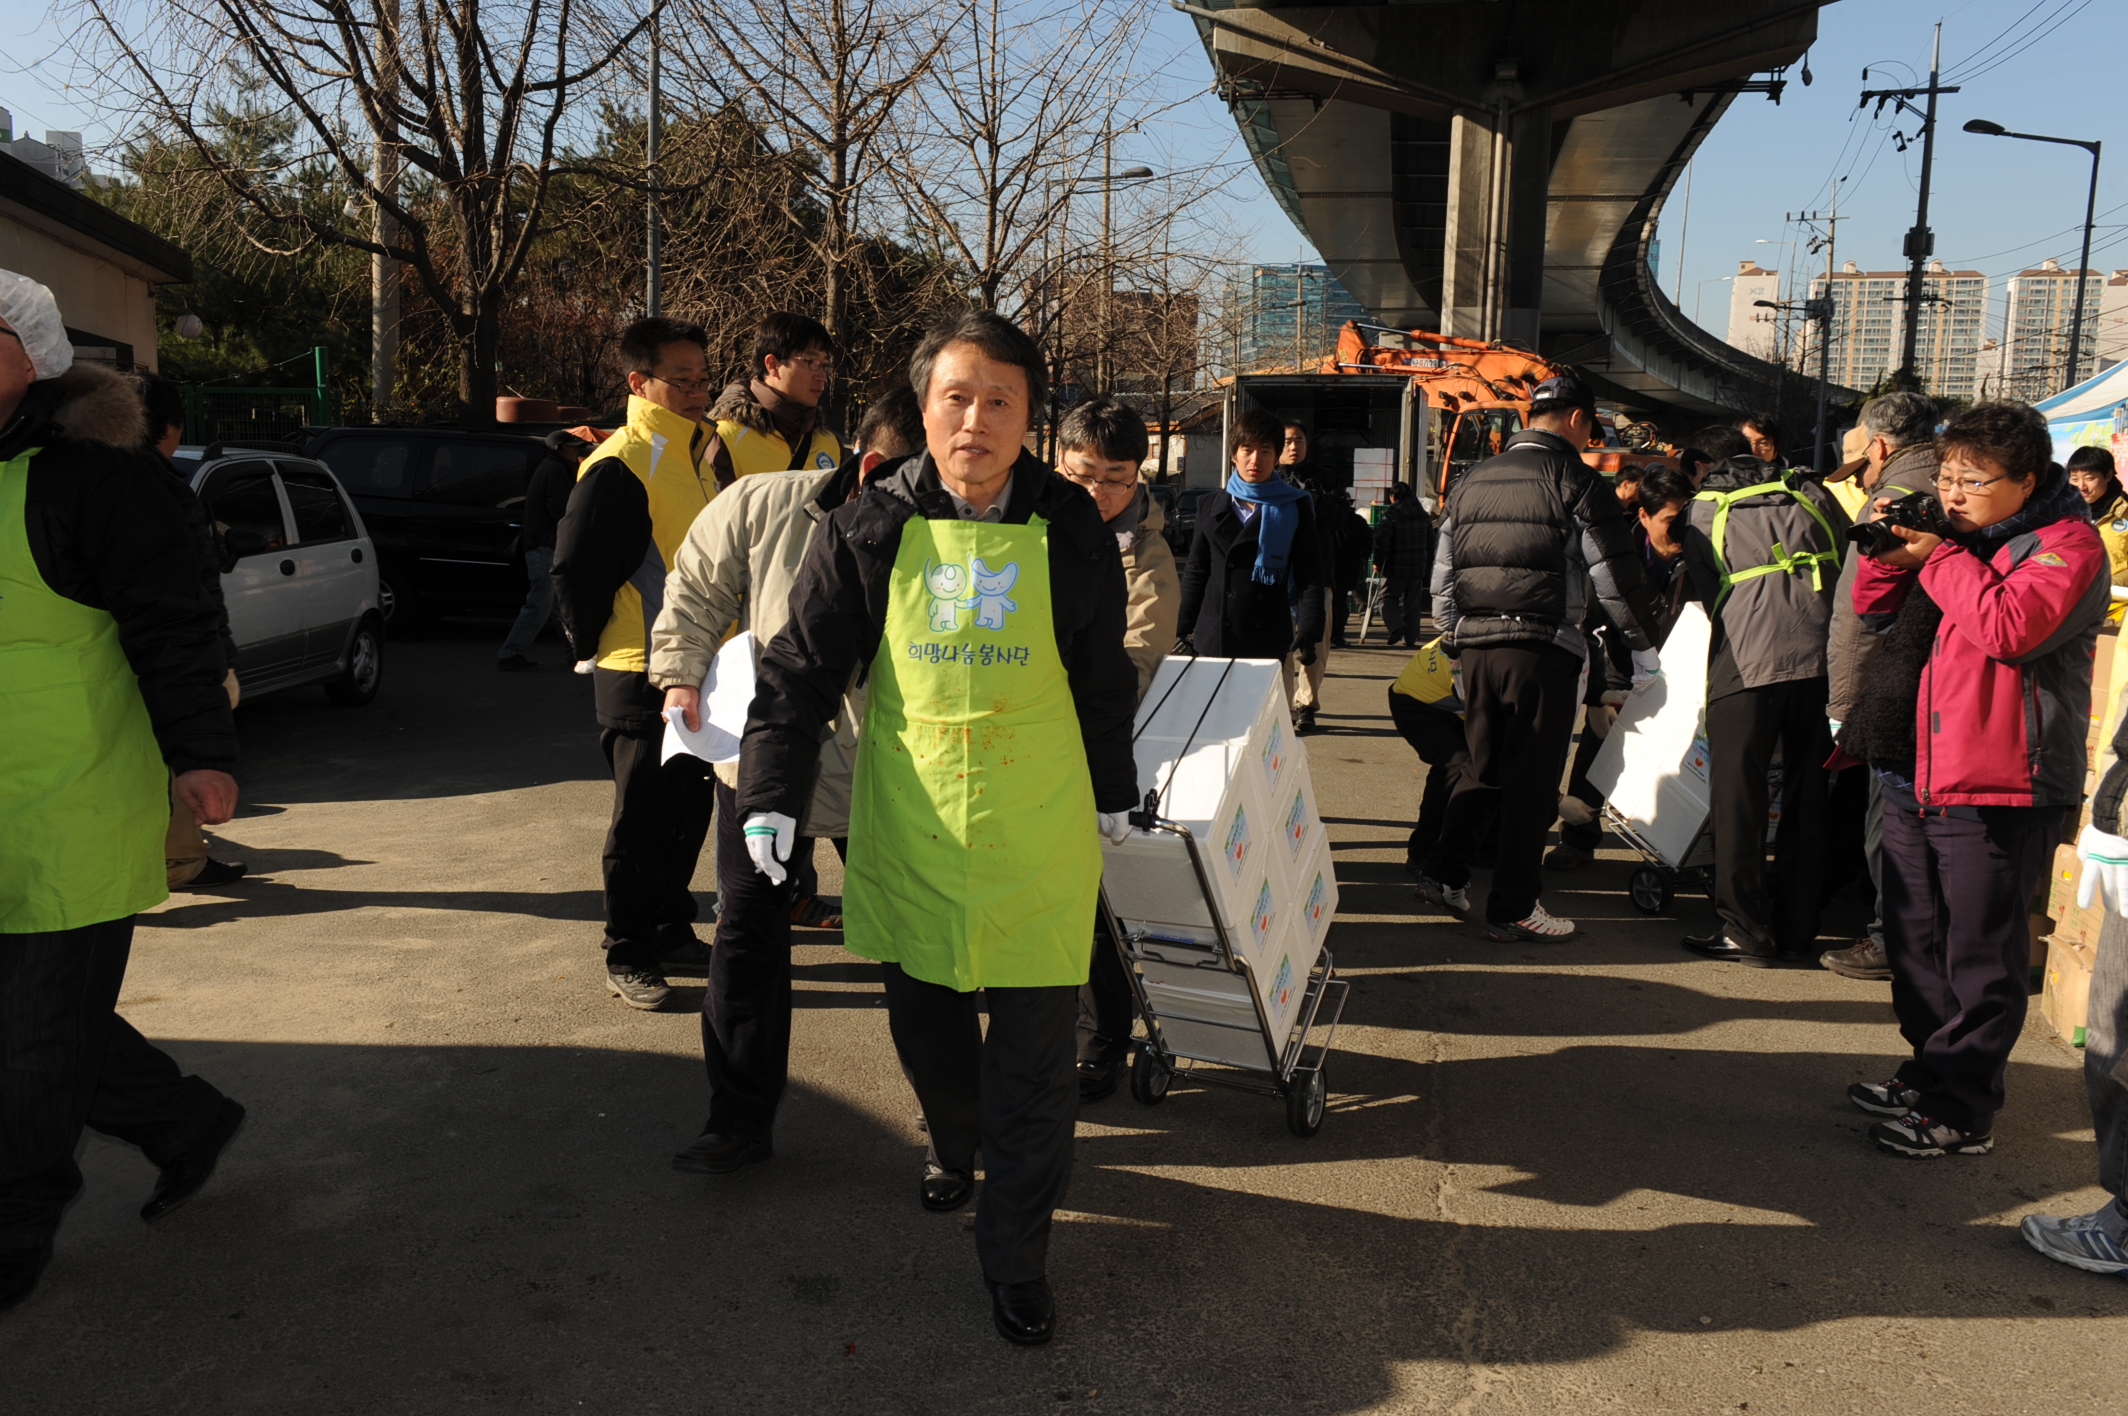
[1102,656,1338,1063]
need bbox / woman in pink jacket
[1836,401,2110,1159]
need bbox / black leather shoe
[0,1246,51,1315]
[656,934,711,976]
[177,858,248,890]
[1077,1059,1120,1102]
[672,1131,772,1174]
[921,1164,974,1212]
[142,1098,246,1223]
[1679,933,1777,967]
[991,1278,1056,1345]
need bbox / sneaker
[606,969,672,1010]
[1821,937,1892,981]
[1848,1077,1921,1117]
[1543,844,1589,871]
[1413,873,1470,913]
[2021,1204,2128,1276]
[1295,706,1319,735]
[791,894,844,929]
[496,653,540,672]
[1486,905,1577,942]
[1870,1111,1993,1158]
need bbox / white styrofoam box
[1586,603,1714,868]
[1099,829,1220,949]
[1289,837,1338,954]
[1099,794,1287,972]
[1139,959,1280,1069]
[1251,918,1322,1049]
[1271,750,1325,874]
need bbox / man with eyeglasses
[1054,395,1179,1102]
[704,313,844,488]
[553,317,722,1011]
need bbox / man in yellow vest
[737,312,1139,1346]
[0,271,245,1313]
[703,312,843,487]
[552,318,721,1011]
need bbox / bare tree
[70,0,651,425]
[669,0,939,365]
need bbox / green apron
[0,445,169,932]
[843,514,1100,990]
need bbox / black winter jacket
[1177,488,1327,659]
[1372,498,1434,582]
[4,364,237,774]
[521,452,577,552]
[551,456,662,731]
[1430,428,1657,657]
[737,451,1140,819]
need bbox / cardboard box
[2046,844,2107,952]
[2043,936,2096,1046]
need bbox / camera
[1846,489,1954,559]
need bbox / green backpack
[1694,472,1844,611]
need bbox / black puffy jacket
[738,451,1140,819]
[1431,428,1657,657]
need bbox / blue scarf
[1225,470,1308,584]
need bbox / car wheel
[377,579,398,622]
[325,619,384,706]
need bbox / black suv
[304,426,558,622]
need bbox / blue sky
[7,0,2119,347]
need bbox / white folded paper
[661,630,757,765]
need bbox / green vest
[0,443,169,932]
[841,514,1100,990]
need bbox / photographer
[1837,401,2109,1159]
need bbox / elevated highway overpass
[1189,0,1858,423]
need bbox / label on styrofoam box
[1221,798,1254,882]
[1263,950,1298,1034]
[1258,713,1287,794]
[1247,873,1278,956]
[1299,862,1336,946]
[1278,758,1324,865]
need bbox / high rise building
[2092,270,2128,374]
[1798,260,1989,399]
[1725,261,1782,360]
[2003,258,2103,400]
[1238,264,1368,372]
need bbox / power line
[1944,0,2058,79]
[1945,0,2098,84]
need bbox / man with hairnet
[0,270,245,1314]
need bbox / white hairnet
[0,269,73,381]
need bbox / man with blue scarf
[1177,410,1326,680]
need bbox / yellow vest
[717,417,842,479]
[1390,636,1462,712]
[585,395,717,673]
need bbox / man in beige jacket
[1054,396,1180,1099]
[649,386,925,1174]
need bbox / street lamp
[1965,118,2103,389]
[1757,295,1835,474]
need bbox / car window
[320,439,418,498]
[279,463,355,543]
[425,441,534,508]
[200,462,288,551]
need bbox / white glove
[1629,647,1661,694]
[2077,822,2128,918]
[573,659,596,676]
[743,811,797,885]
[1097,810,1133,845]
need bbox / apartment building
[2003,258,2103,400]
[1724,261,1783,360]
[1799,260,1989,399]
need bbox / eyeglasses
[648,373,712,393]
[1061,470,1139,493]
[785,353,834,376]
[1934,472,2012,496]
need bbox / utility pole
[370,0,400,422]
[1787,201,1842,471]
[645,6,663,317]
[1862,24,1959,392]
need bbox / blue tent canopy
[2035,362,2128,464]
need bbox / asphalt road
[5,618,2125,1414]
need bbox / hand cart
[1602,803,1714,916]
[1353,573,1387,645]
[1101,815,1348,1138]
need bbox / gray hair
[1859,391,1938,451]
[907,310,1048,412]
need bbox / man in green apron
[0,273,245,1313]
[737,311,1139,1345]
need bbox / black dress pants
[0,917,227,1249]
[1382,575,1429,642]
[599,727,715,972]
[702,777,810,1139]
[1559,709,1609,853]
[1705,678,1830,955]
[881,965,1077,1285]
[1076,909,1133,1067]
[1388,689,1475,866]
[1420,643,1582,924]
[1880,801,2060,1133]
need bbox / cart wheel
[1129,1048,1172,1106]
[1628,867,1673,915]
[1285,1066,1327,1138]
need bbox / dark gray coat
[1681,458,1852,690]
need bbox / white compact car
[172,444,386,706]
